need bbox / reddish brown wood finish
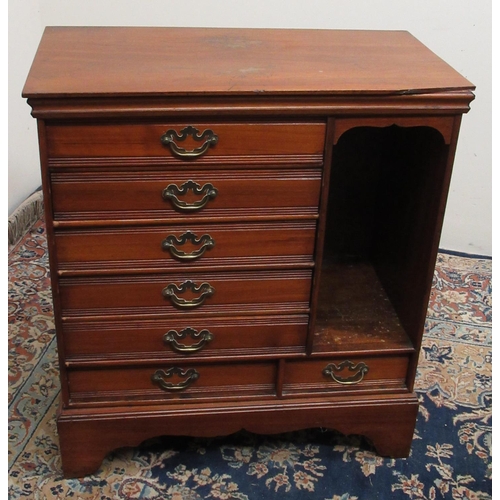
[58,270,312,319]
[54,221,317,274]
[26,92,474,120]
[45,122,326,158]
[23,27,473,97]
[57,394,420,478]
[63,315,309,360]
[50,169,322,222]
[23,27,474,478]
[283,355,410,395]
[332,116,456,145]
[68,361,278,406]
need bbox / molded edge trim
[27,91,475,119]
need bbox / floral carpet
[8,219,492,499]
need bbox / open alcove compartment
[312,123,449,356]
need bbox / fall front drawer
[46,122,326,159]
[67,361,278,405]
[55,221,316,273]
[50,169,322,223]
[63,315,309,360]
[59,270,313,319]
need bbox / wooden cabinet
[23,27,474,478]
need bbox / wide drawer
[283,355,410,395]
[55,221,316,273]
[67,361,277,405]
[63,315,309,360]
[59,270,312,320]
[46,122,326,158]
[50,169,322,222]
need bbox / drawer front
[50,169,322,221]
[64,315,309,359]
[59,270,312,319]
[46,122,326,158]
[55,221,316,272]
[283,356,410,394]
[68,361,277,405]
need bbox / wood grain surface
[23,27,474,98]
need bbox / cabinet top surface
[23,27,474,98]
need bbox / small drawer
[283,355,410,395]
[63,315,309,360]
[55,221,316,273]
[50,169,322,223]
[67,361,277,405]
[46,122,326,159]
[59,270,313,320]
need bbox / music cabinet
[23,27,475,477]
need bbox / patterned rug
[8,218,492,500]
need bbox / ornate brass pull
[151,367,200,391]
[162,280,215,309]
[162,180,218,212]
[160,126,218,158]
[163,327,214,353]
[162,231,215,261]
[322,360,369,385]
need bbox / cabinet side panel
[371,117,463,390]
[395,116,463,390]
[36,119,70,407]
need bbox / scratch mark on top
[239,67,264,74]
[205,36,263,49]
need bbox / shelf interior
[313,259,412,352]
[312,124,449,354]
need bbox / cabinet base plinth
[57,393,419,478]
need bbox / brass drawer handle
[322,360,369,385]
[151,367,200,391]
[162,231,215,261]
[162,280,215,309]
[162,180,218,212]
[160,126,218,158]
[163,327,214,353]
